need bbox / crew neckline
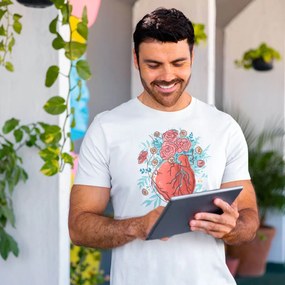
[134,96,196,115]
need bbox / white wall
[131,0,215,104]
[87,0,133,123]
[0,3,70,284]
[224,0,285,262]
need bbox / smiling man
[69,8,259,285]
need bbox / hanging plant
[235,43,281,71]
[0,0,22,71]
[193,22,207,45]
[0,0,91,260]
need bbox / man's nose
[159,65,175,81]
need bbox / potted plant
[227,125,285,277]
[193,23,207,45]
[235,43,281,71]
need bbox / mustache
[152,79,183,86]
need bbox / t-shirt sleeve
[222,119,251,183]
[74,116,111,187]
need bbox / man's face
[134,39,193,110]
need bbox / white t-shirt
[75,97,250,285]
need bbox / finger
[213,198,232,212]
[160,237,169,241]
[194,212,222,223]
[191,216,234,232]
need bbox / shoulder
[193,98,237,127]
[95,98,137,124]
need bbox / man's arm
[189,180,259,245]
[68,184,163,249]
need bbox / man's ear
[190,48,195,66]
[133,49,139,69]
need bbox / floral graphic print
[137,129,209,208]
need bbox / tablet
[146,186,243,240]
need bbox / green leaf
[0,9,7,21]
[13,129,23,143]
[39,124,62,144]
[65,42,87,61]
[20,168,28,182]
[25,135,37,147]
[45,65,60,87]
[2,118,19,134]
[43,96,66,115]
[71,116,76,128]
[8,37,15,53]
[62,152,74,166]
[76,80,82,101]
[52,34,65,50]
[0,40,5,52]
[77,22,88,41]
[76,60,91,80]
[13,20,22,34]
[2,205,15,227]
[70,139,74,152]
[40,132,62,144]
[39,147,60,161]
[13,13,22,21]
[0,25,6,36]
[0,228,19,260]
[60,4,69,25]
[52,0,65,9]
[40,159,59,176]
[82,6,88,26]
[49,16,58,34]
[5,61,14,72]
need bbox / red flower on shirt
[176,138,191,153]
[160,142,177,160]
[138,150,148,164]
[162,129,179,142]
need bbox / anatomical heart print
[137,129,209,208]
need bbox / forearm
[223,208,260,245]
[69,212,147,249]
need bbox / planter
[252,57,273,71]
[227,226,276,277]
[16,0,53,8]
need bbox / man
[69,8,259,285]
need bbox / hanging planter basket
[16,0,53,8]
[252,57,273,71]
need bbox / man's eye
[148,64,159,69]
[173,62,184,67]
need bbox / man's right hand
[135,206,165,240]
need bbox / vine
[0,0,22,71]
[0,0,91,260]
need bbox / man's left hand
[189,199,239,239]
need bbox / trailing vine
[0,0,22,71]
[0,0,91,260]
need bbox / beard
[139,71,191,108]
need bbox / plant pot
[252,57,273,71]
[16,0,53,8]
[227,226,276,277]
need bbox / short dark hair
[133,8,195,59]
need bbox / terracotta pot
[227,226,276,277]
